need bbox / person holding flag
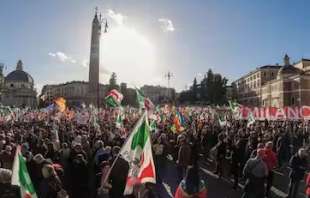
[135,88,154,111]
[11,145,37,198]
[102,112,156,196]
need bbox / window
[10,84,14,88]
[291,97,295,105]
[271,72,274,77]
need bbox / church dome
[5,70,34,83]
[5,60,34,84]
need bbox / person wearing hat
[242,148,268,198]
[38,164,67,198]
[0,168,21,198]
[287,148,308,198]
[32,154,50,191]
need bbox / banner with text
[240,106,310,120]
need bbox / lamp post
[165,71,173,101]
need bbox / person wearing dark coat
[70,154,89,198]
[277,131,290,168]
[177,137,192,182]
[287,148,308,198]
[0,168,21,198]
[230,138,242,189]
[109,157,129,198]
[38,164,67,198]
[214,134,226,178]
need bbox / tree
[178,69,228,105]
[231,82,238,101]
[191,78,198,102]
[108,72,119,91]
[120,82,128,105]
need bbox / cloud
[101,9,158,88]
[99,66,112,75]
[48,51,77,64]
[107,9,126,25]
[81,59,88,68]
[158,18,175,32]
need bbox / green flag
[119,113,156,195]
[247,112,255,127]
[149,120,156,131]
[228,100,240,112]
[135,88,145,109]
[12,145,37,198]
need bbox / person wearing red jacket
[305,172,310,198]
[263,141,278,198]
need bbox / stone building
[1,60,37,108]
[141,85,176,104]
[41,81,108,107]
[234,55,310,107]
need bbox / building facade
[1,60,37,108]
[234,55,310,107]
[41,81,108,107]
[141,85,175,104]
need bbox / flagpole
[101,111,147,186]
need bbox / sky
[1,0,310,93]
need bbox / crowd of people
[0,105,309,198]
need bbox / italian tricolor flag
[105,89,123,107]
[11,146,37,198]
[119,112,156,195]
[135,88,154,111]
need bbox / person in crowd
[287,148,308,198]
[277,130,290,168]
[38,164,68,198]
[153,138,164,183]
[174,166,207,198]
[214,132,226,178]
[263,141,278,198]
[0,168,21,198]
[0,105,309,198]
[0,145,14,169]
[70,153,89,198]
[305,171,310,198]
[242,148,268,198]
[230,136,242,189]
[177,135,192,182]
[108,146,129,198]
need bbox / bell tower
[88,8,102,106]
